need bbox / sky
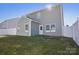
[0,3,79,26]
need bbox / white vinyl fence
[0,28,16,35]
[63,26,73,38]
[72,20,79,46]
[63,23,79,46]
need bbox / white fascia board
[31,20,40,24]
[28,19,31,36]
[27,17,40,24]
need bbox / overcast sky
[0,3,79,26]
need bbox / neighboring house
[0,4,64,36]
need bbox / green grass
[0,35,79,55]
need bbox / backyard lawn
[0,35,79,55]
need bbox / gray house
[0,4,64,36]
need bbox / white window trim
[25,23,29,32]
[29,19,31,36]
[25,30,29,32]
[45,24,51,32]
[39,25,43,34]
[39,25,43,30]
[51,29,56,32]
[45,24,56,32]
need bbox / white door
[39,25,43,35]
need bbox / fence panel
[0,28,16,35]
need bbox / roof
[0,4,62,25]
[26,4,61,16]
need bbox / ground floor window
[25,24,29,32]
[51,24,56,32]
[46,24,50,32]
[45,24,56,32]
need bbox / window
[25,24,29,32]
[46,24,50,32]
[51,24,56,32]
[45,24,56,32]
[51,24,55,29]
[46,25,50,30]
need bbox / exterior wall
[63,26,73,38]
[0,4,64,36]
[72,20,79,46]
[16,16,31,36]
[0,28,16,35]
[31,21,39,36]
[27,4,64,36]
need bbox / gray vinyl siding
[31,21,39,36]
[27,11,40,22]
[0,4,64,36]
[27,5,64,36]
[16,17,31,36]
[41,5,63,36]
